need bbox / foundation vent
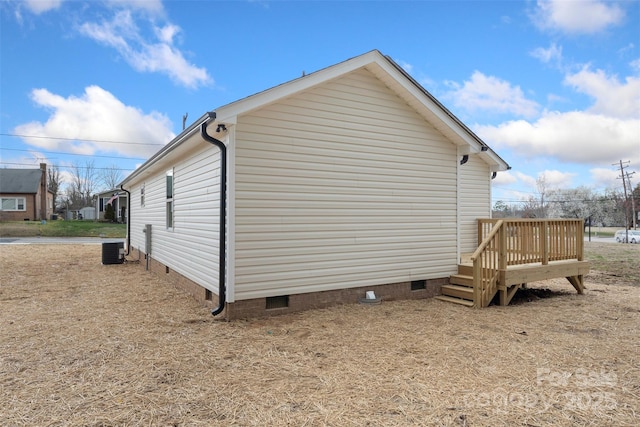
[411,280,427,291]
[266,295,289,310]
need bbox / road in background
[0,237,124,245]
[585,236,616,243]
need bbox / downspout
[200,112,227,317]
[119,184,131,256]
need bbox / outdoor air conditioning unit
[102,241,124,265]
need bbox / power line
[0,161,135,172]
[494,197,628,204]
[0,132,164,146]
[0,147,146,161]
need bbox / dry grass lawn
[1,242,639,426]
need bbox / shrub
[104,203,116,222]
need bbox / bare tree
[535,175,550,218]
[547,187,594,220]
[100,164,123,190]
[47,165,63,212]
[600,189,626,227]
[67,160,98,209]
[520,195,540,218]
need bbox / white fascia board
[479,150,510,172]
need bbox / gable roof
[0,168,43,194]
[122,50,509,185]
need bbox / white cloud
[107,0,165,15]
[492,170,517,186]
[79,10,134,50]
[396,60,413,74]
[514,171,538,189]
[590,167,622,189]
[530,43,563,66]
[477,66,640,171]
[12,86,175,158]
[539,169,577,188]
[20,0,164,15]
[78,10,211,88]
[155,23,180,44]
[546,93,569,104]
[475,110,640,166]
[446,71,540,118]
[617,43,635,57]
[23,0,62,14]
[564,66,640,118]
[532,0,624,34]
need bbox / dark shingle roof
[0,169,42,194]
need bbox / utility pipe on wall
[201,112,227,317]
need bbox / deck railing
[470,220,502,308]
[471,218,585,307]
[477,218,584,266]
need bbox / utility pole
[614,160,633,241]
[626,171,637,229]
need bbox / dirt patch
[508,286,572,305]
[1,244,639,426]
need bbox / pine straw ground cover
[1,243,638,426]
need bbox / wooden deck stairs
[438,264,475,306]
[436,218,590,308]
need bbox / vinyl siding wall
[129,144,222,293]
[459,155,491,253]
[233,68,459,300]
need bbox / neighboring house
[0,163,53,221]
[96,189,128,222]
[120,50,510,319]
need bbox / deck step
[457,264,473,276]
[449,274,474,287]
[441,284,474,300]
[435,295,474,307]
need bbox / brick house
[0,163,53,221]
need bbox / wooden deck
[437,219,590,307]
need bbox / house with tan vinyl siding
[120,50,510,319]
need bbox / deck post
[499,222,507,272]
[577,220,584,261]
[542,220,549,265]
[473,258,481,308]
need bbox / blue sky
[1,0,639,206]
